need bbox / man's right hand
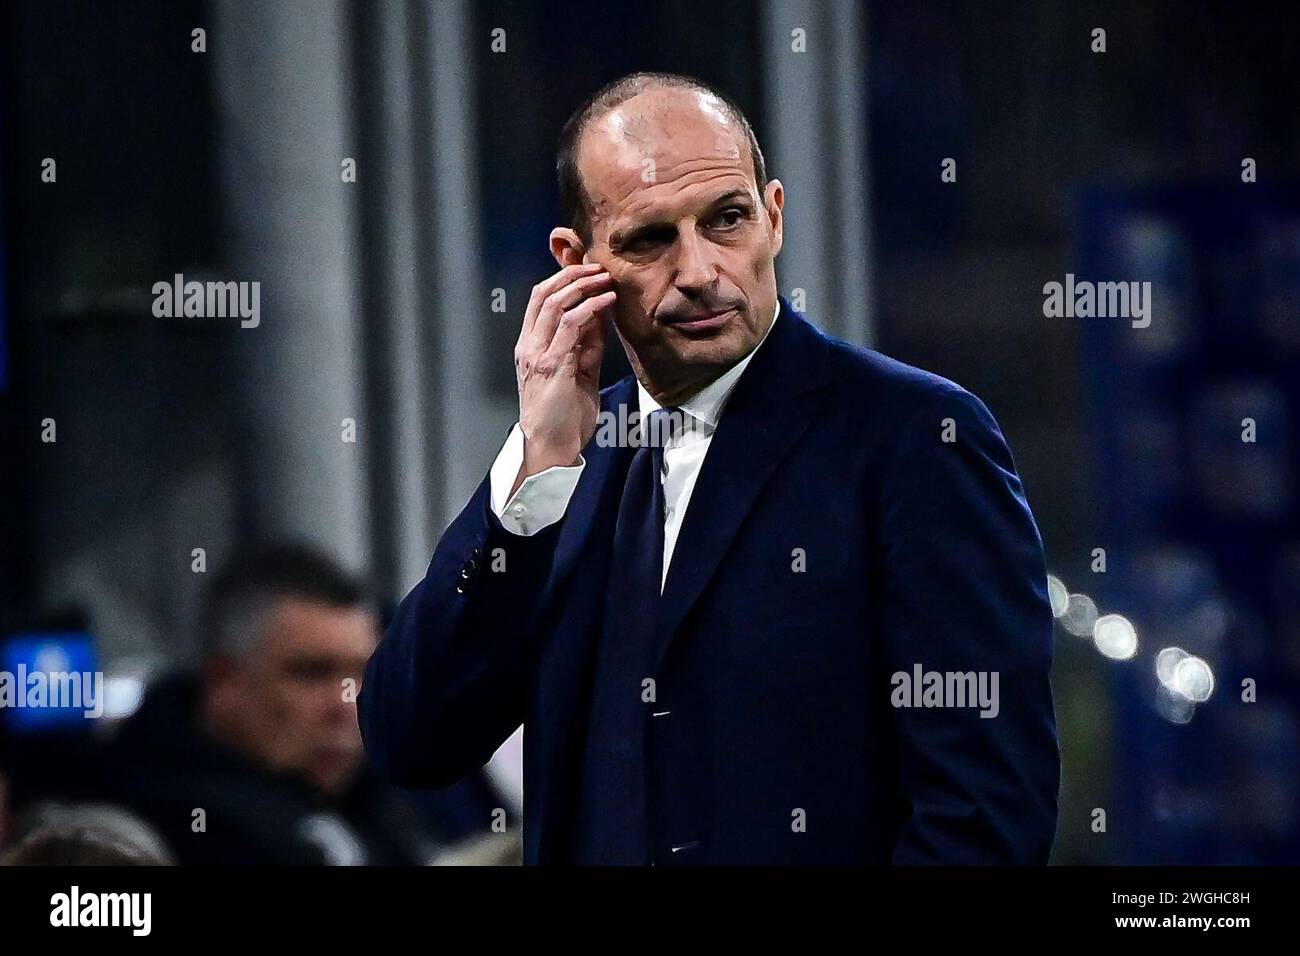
[511,262,614,496]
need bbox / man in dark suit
[359,71,1059,865]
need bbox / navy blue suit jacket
[359,297,1060,864]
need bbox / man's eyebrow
[704,188,755,208]
[610,188,756,244]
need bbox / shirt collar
[636,299,781,429]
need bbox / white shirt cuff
[488,423,585,535]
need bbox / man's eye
[625,229,671,251]
[286,661,334,682]
[712,207,748,228]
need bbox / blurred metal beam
[417,0,517,534]
[760,0,875,346]
[212,0,371,570]
[352,0,436,598]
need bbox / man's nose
[672,229,720,293]
[322,677,357,718]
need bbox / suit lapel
[652,298,833,673]
[549,377,639,589]
[533,377,637,863]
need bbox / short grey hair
[203,542,370,660]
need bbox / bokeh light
[1046,574,1069,618]
[1155,646,1189,688]
[1172,655,1215,702]
[1093,613,1139,660]
[1062,593,1099,637]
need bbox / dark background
[2,0,1297,864]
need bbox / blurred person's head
[554,72,784,405]
[201,543,377,798]
[1,802,174,865]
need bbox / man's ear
[764,179,785,258]
[202,654,250,701]
[199,655,241,727]
[550,226,587,268]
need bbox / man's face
[560,88,784,403]
[207,598,377,797]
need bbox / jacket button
[668,841,700,858]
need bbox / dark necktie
[571,407,680,864]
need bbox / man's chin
[667,328,752,369]
[307,760,361,797]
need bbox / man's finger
[525,271,612,355]
[520,263,604,342]
[542,290,616,366]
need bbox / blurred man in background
[104,543,505,865]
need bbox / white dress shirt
[489,300,781,591]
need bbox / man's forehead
[263,598,376,646]
[599,87,734,142]
[580,89,752,214]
